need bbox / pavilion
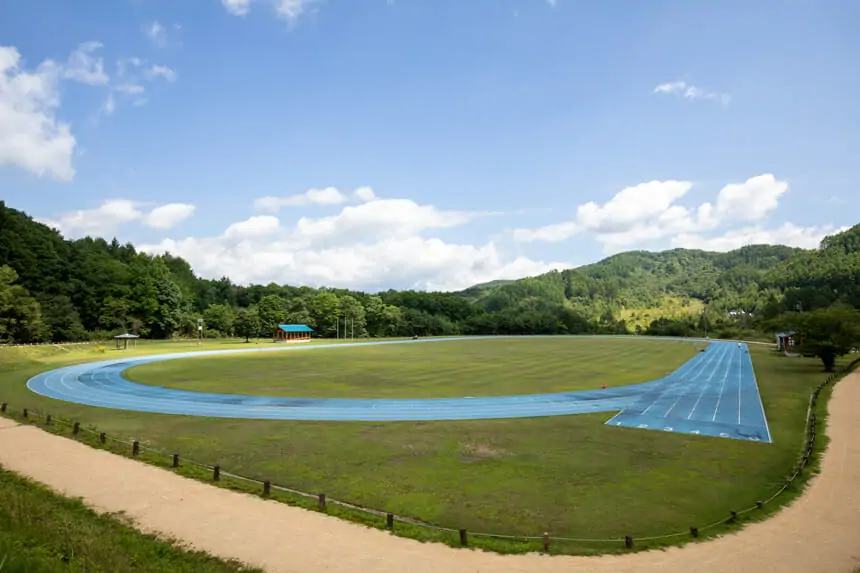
[776,330,797,352]
[114,333,140,350]
[274,324,313,343]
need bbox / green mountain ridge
[1,198,859,343]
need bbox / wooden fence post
[386,513,394,530]
[625,535,633,549]
[318,493,326,511]
[459,529,468,546]
[729,511,737,523]
[690,526,698,538]
[0,403,6,413]
[132,441,140,456]
[23,408,28,419]
[213,465,220,481]
[542,532,550,553]
[263,481,271,496]
[99,432,106,444]
[172,453,179,468]
[46,414,52,426]
[73,422,80,435]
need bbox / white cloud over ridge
[513,174,835,254]
[141,189,568,291]
[39,200,196,238]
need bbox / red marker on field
[602,384,607,389]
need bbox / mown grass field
[0,336,840,555]
[125,337,700,397]
[0,464,260,572]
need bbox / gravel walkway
[3,372,859,572]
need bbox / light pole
[197,318,203,346]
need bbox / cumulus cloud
[512,174,827,254]
[143,203,197,230]
[654,80,730,106]
[672,223,849,252]
[0,43,111,181]
[139,194,566,291]
[39,199,196,238]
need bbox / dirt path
[3,374,860,573]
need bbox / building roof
[776,330,797,337]
[278,324,314,333]
[114,333,140,339]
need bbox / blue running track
[26,336,771,443]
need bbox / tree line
[1,201,858,370]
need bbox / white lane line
[711,345,737,422]
[687,343,731,419]
[737,344,743,424]
[654,342,726,417]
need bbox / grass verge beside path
[0,337,852,557]
[0,463,261,572]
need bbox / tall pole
[351,318,354,340]
[336,317,339,340]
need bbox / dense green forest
[1,200,859,352]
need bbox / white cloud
[672,223,848,252]
[62,42,109,86]
[353,186,376,202]
[144,21,168,48]
[107,58,176,113]
[255,185,380,212]
[292,198,472,248]
[221,0,319,23]
[654,80,730,106]
[224,215,281,239]
[139,194,564,291]
[512,174,799,253]
[39,199,196,238]
[143,203,196,229]
[274,0,320,22]
[512,221,579,243]
[0,46,75,181]
[222,0,252,16]
[145,65,177,82]
[255,187,349,211]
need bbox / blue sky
[1,0,858,291]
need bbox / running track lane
[26,336,771,443]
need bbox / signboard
[198,325,203,331]
[197,318,204,324]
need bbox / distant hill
[458,229,860,330]
[1,197,858,343]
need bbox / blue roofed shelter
[274,324,313,343]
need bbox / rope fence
[2,356,858,553]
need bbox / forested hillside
[1,200,859,344]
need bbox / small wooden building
[775,330,797,351]
[274,324,313,343]
[114,333,140,350]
